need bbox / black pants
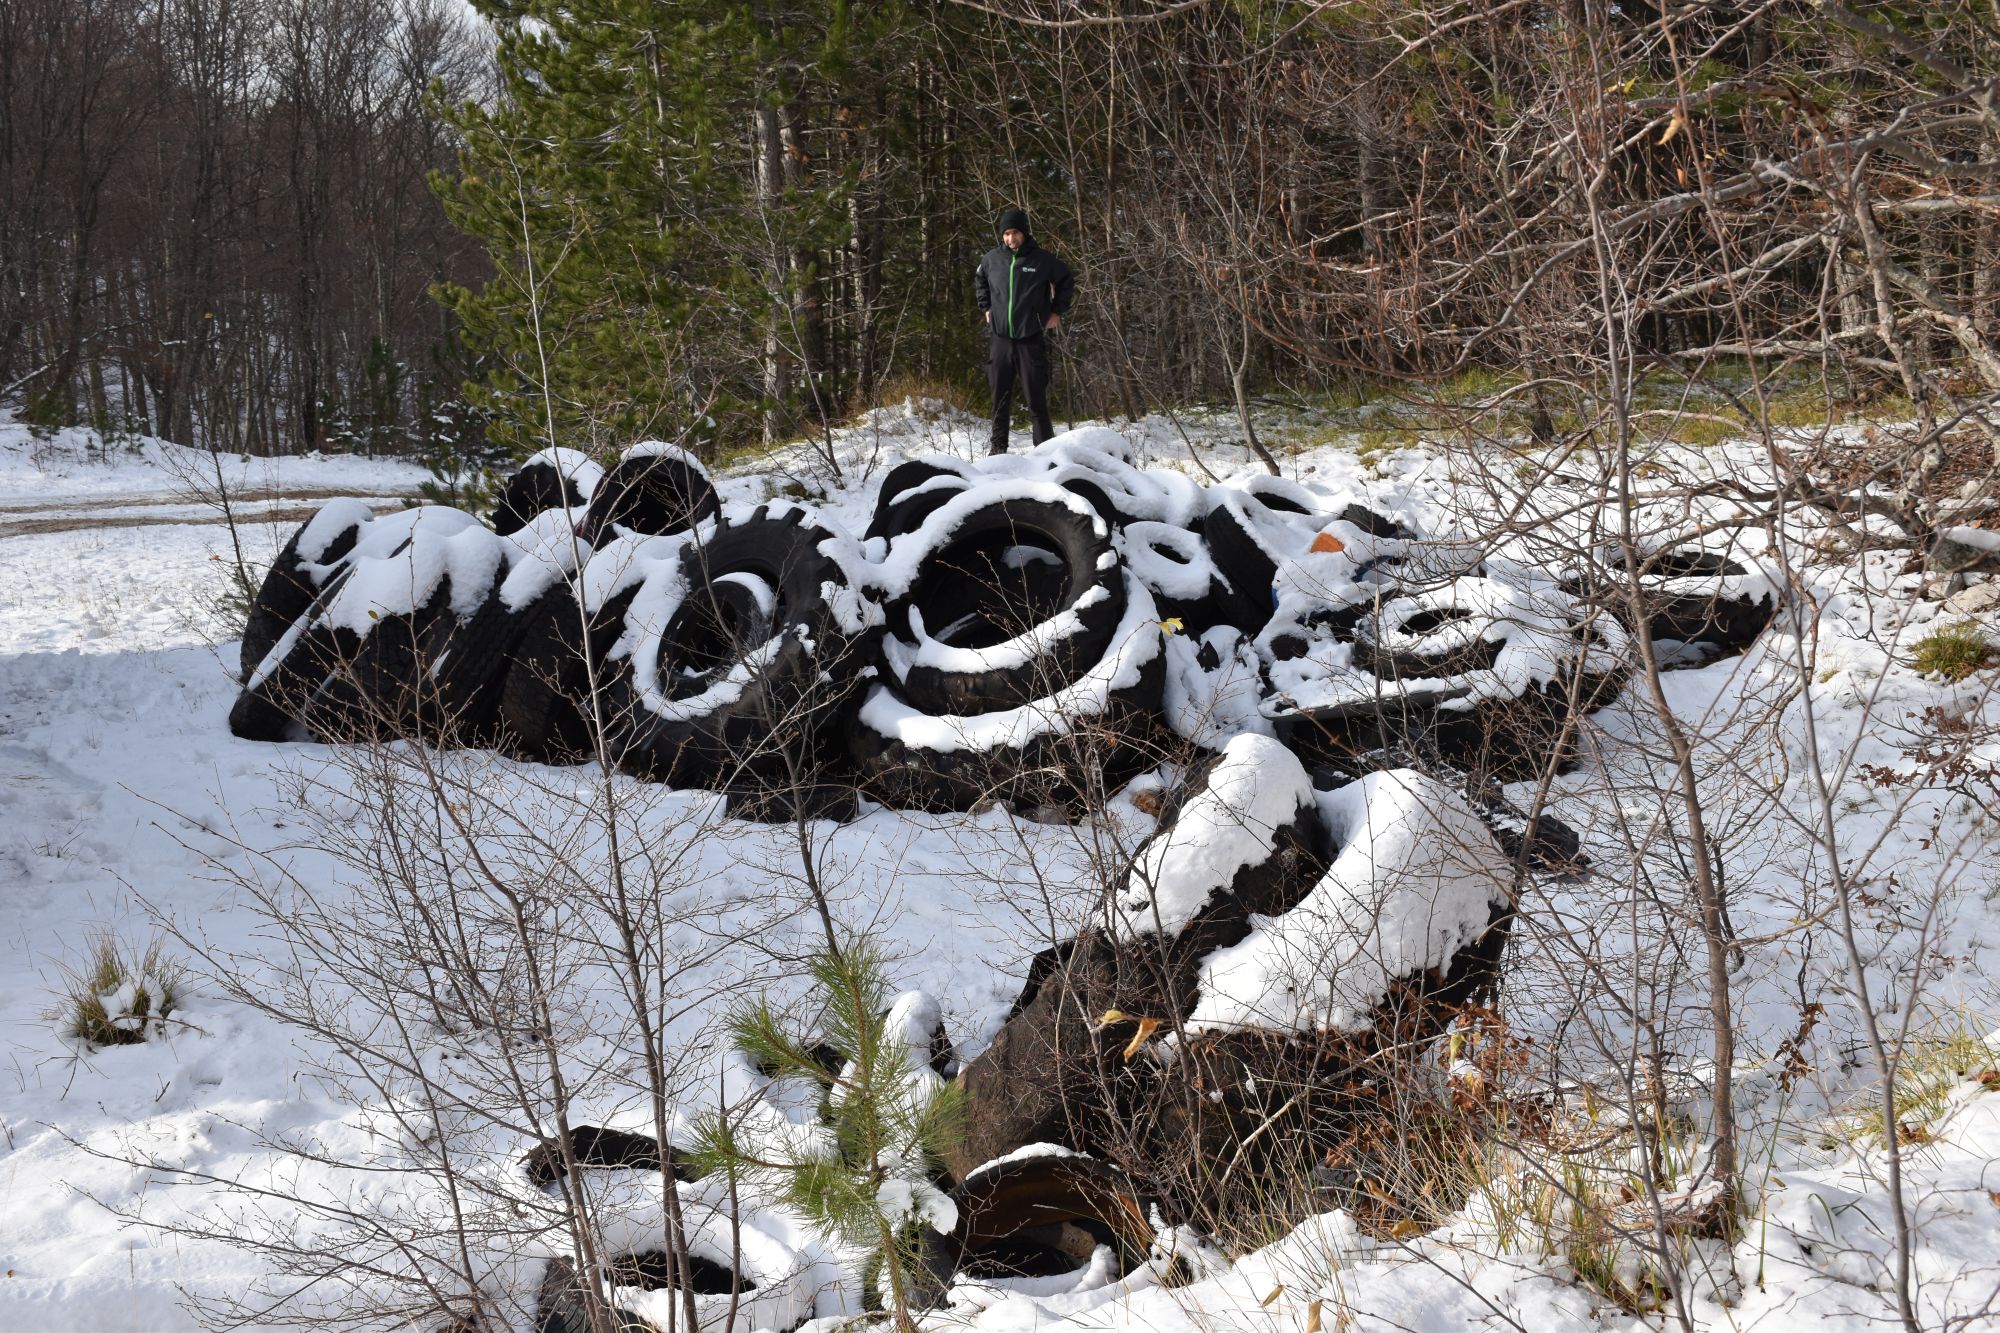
[988,333,1054,453]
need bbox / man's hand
[984,309,991,325]
[1045,313,1061,332]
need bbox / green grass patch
[1910,621,1995,681]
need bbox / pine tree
[433,0,874,460]
[695,938,964,1333]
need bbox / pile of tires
[225,429,1784,1322]
[230,425,1772,811]
[950,734,1526,1233]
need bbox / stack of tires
[948,734,1542,1253]
[231,426,1773,809]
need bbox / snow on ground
[0,417,429,509]
[2,405,1998,1332]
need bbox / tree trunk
[755,104,790,444]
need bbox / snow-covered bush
[51,934,187,1048]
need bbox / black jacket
[975,240,1074,341]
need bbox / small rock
[1941,580,2000,617]
[1933,532,2000,575]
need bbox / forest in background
[6,0,2000,481]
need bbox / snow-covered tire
[577,443,720,546]
[948,1151,1155,1287]
[238,500,372,680]
[599,504,875,787]
[1630,547,1778,657]
[1110,733,1330,936]
[284,509,510,743]
[1350,595,1508,680]
[421,582,538,746]
[1332,502,1414,539]
[310,580,461,741]
[864,456,976,542]
[848,572,1167,814]
[536,1204,811,1333]
[423,513,600,746]
[490,447,602,536]
[1261,576,1629,780]
[234,509,497,742]
[1161,626,1274,750]
[493,580,643,763]
[880,486,1125,716]
[952,736,1326,1170]
[986,430,1205,530]
[520,1125,687,1187]
[1202,476,1324,632]
[228,565,367,742]
[1144,775,1516,1218]
[1119,521,1253,632]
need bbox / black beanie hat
[996,206,1030,239]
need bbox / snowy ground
[1,406,1997,1332]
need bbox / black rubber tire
[577,449,720,545]
[227,671,304,743]
[1203,477,1323,633]
[1638,548,1776,653]
[1271,678,1593,784]
[952,740,1325,1172]
[849,575,1169,814]
[846,664,1167,814]
[228,561,367,742]
[424,582,550,747]
[1258,596,1370,663]
[1119,521,1243,633]
[1563,547,1775,660]
[306,579,460,742]
[521,1125,691,1188]
[884,493,1124,716]
[1112,736,1327,933]
[1335,502,1414,539]
[948,1152,1155,1285]
[1350,598,1507,680]
[601,505,872,788]
[494,581,644,764]
[239,507,368,680]
[1045,469,1156,530]
[865,457,975,542]
[490,456,593,536]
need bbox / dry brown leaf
[1122,1016,1163,1062]
[1659,108,1687,146]
[1305,1298,1324,1333]
[1260,1284,1285,1308]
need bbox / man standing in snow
[976,206,1074,455]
